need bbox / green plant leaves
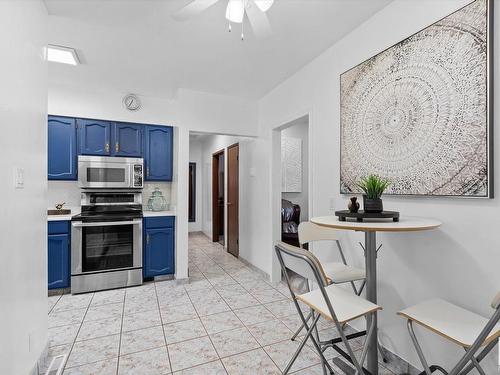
[356,175,390,199]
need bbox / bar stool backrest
[275,241,328,288]
[275,241,370,375]
[492,291,500,309]
[298,221,339,246]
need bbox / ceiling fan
[172,0,274,40]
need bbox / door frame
[212,150,224,243]
[227,143,239,257]
[188,162,196,223]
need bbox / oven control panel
[133,164,143,187]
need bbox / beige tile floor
[44,232,397,375]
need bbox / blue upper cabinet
[145,126,173,181]
[77,119,112,156]
[48,116,77,180]
[113,122,143,157]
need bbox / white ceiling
[45,0,391,100]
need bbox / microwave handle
[72,219,142,227]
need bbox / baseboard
[29,341,49,375]
[237,255,271,281]
[379,345,421,375]
[341,322,421,374]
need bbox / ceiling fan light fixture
[225,0,245,23]
[254,0,274,12]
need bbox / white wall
[258,0,499,371]
[0,1,48,374]
[238,137,273,273]
[188,140,203,232]
[281,117,309,222]
[48,86,258,137]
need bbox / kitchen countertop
[143,210,176,217]
[47,207,80,222]
[48,208,176,221]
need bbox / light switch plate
[14,167,24,189]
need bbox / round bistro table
[310,215,442,375]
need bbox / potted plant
[357,175,391,213]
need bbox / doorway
[227,143,239,257]
[270,113,311,282]
[212,150,224,245]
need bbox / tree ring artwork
[340,0,491,197]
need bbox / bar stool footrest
[332,357,373,375]
[320,330,367,346]
[414,365,448,375]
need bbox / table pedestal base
[365,231,378,375]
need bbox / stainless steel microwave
[78,155,143,189]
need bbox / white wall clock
[123,94,141,111]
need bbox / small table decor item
[147,187,168,211]
[348,197,360,213]
[357,175,390,213]
[335,210,399,222]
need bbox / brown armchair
[281,199,300,247]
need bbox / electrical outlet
[14,167,24,189]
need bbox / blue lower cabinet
[48,221,70,289]
[143,217,175,278]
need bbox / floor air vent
[43,354,67,375]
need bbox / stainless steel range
[71,190,143,294]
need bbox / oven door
[71,219,142,275]
[78,160,132,188]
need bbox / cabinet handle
[146,234,150,244]
[105,143,110,153]
[147,167,150,177]
[115,142,119,153]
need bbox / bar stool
[292,221,389,363]
[398,292,500,375]
[291,222,366,343]
[275,241,382,375]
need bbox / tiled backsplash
[47,181,173,210]
[142,182,173,211]
[47,181,80,209]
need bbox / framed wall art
[340,0,493,197]
[281,136,302,193]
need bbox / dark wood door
[227,144,239,257]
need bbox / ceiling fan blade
[245,0,272,38]
[172,0,221,21]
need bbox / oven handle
[72,219,142,227]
